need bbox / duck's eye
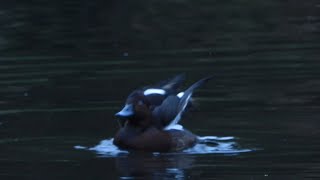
[138,100,144,106]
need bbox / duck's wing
[142,74,186,106]
[178,76,213,111]
[164,76,213,130]
[153,76,213,130]
[152,95,180,128]
[159,73,186,91]
[144,74,185,92]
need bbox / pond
[0,1,320,179]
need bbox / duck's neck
[127,115,152,130]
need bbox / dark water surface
[1,1,320,179]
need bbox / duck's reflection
[87,137,252,178]
[115,152,195,179]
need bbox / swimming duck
[113,75,212,152]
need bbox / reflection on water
[78,136,252,179]
[114,153,194,179]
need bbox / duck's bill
[115,104,135,127]
[115,104,134,118]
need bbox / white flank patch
[143,88,166,96]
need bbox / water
[1,1,320,179]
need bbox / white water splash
[75,136,252,156]
[198,136,235,141]
[74,138,128,156]
[184,136,252,154]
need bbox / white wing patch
[177,92,184,98]
[143,88,166,96]
[165,124,184,131]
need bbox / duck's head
[115,91,152,128]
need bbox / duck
[113,74,212,152]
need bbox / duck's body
[113,74,212,152]
[113,125,197,152]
